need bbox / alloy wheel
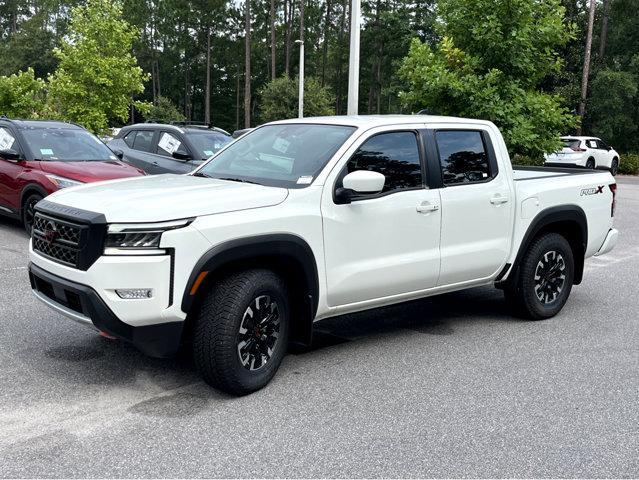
[237,295,281,371]
[534,250,566,304]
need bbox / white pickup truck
[28,115,618,394]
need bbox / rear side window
[132,130,154,152]
[586,139,598,149]
[435,130,490,186]
[345,131,422,192]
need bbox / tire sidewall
[225,273,290,392]
[586,158,595,169]
[520,234,574,319]
[22,194,43,233]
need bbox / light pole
[347,0,361,115]
[295,39,304,118]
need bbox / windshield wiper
[218,177,261,185]
[192,171,212,178]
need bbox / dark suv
[0,118,144,231]
[107,123,232,174]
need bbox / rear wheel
[22,193,43,233]
[610,157,619,176]
[193,269,290,395]
[585,158,596,169]
[505,233,574,320]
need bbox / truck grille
[32,213,85,268]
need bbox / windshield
[186,131,232,159]
[195,124,356,188]
[23,128,117,161]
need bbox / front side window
[436,130,490,186]
[344,131,422,192]
[0,127,17,152]
[123,131,136,148]
[157,132,184,157]
[196,123,356,188]
[21,128,117,161]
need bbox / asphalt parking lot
[1,177,638,478]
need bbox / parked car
[107,123,232,174]
[29,115,618,395]
[0,118,144,232]
[544,136,620,175]
[232,128,254,139]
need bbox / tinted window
[123,131,136,148]
[436,130,490,185]
[157,132,184,157]
[561,138,581,150]
[197,124,356,189]
[132,130,154,152]
[586,139,598,149]
[596,140,608,150]
[345,132,422,192]
[21,128,117,161]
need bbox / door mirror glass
[0,148,21,161]
[343,170,386,194]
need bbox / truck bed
[512,165,610,181]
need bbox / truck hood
[46,174,289,222]
[40,160,144,181]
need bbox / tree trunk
[577,0,596,132]
[205,28,211,125]
[236,63,240,131]
[285,0,295,77]
[367,0,382,114]
[321,0,332,86]
[599,0,611,62]
[244,0,251,128]
[300,0,304,43]
[270,0,276,80]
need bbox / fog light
[116,289,153,299]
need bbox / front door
[0,126,25,212]
[322,129,441,307]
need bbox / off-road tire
[193,269,290,395]
[505,233,575,320]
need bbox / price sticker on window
[158,133,181,154]
[0,129,15,150]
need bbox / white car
[545,136,620,175]
[29,115,619,395]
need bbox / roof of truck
[271,114,495,129]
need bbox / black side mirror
[172,150,191,161]
[111,148,124,159]
[0,149,21,161]
[334,187,356,205]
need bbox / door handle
[490,194,509,205]
[416,202,439,213]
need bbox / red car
[0,118,145,231]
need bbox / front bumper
[29,263,183,357]
[595,228,618,257]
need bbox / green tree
[259,76,334,123]
[399,0,577,158]
[47,0,149,133]
[0,68,46,118]
[146,95,185,123]
[585,69,638,153]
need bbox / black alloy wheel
[22,194,43,234]
[237,295,281,371]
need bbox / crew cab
[0,118,145,231]
[28,116,619,395]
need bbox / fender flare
[181,234,319,337]
[499,205,588,288]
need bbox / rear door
[120,129,160,173]
[429,127,514,286]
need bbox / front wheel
[505,233,575,320]
[193,269,290,395]
[22,193,43,233]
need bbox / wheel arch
[181,234,319,346]
[20,184,48,214]
[499,205,588,289]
